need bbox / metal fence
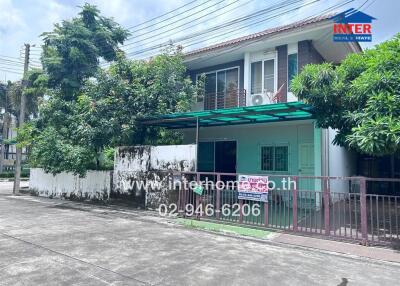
[203,89,247,110]
[176,172,400,246]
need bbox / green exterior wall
[182,120,316,175]
[313,124,322,177]
[313,124,322,193]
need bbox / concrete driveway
[0,184,399,285]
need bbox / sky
[0,0,398,81]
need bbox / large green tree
[42,3,129,100]
[82,52,196,147]
[21,3,130,175]
[291,33,400,156]
[24,4,198,176]
[27,52,197,175]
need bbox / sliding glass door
[199,67,239,110]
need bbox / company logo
[331,8,376,42]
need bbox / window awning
[139,102,314,129]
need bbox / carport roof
[139,102,314,129]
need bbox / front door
[197,141,237,181]
[298,143,314,191]
[215,141,237,182]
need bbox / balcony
[203,89,247,110]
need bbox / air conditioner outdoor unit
[251,91,272,106]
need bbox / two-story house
[141,15,361,191]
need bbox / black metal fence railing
[203,89,246,110]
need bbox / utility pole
[13,43,30,195]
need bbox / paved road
[0,180,29,195]
[0,183,399,285]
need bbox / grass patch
[177,218,273,239]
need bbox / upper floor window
[197,67,239,109]
[251,59,275,95]
[288,53,298,92]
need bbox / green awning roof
[139,102,314,129]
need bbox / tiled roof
[184,14,335,58]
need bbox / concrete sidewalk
[0,193,399,285]
[271,233,400,264]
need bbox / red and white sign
[238,175,269,202]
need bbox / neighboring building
[141,15,362,192]
[0,114,27,171]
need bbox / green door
[298,143,314,191]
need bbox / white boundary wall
[29,168,112,200]
[327,128,357,193]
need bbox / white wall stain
[29,168,111,200]
[113,144,196,208]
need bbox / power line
[123,0,258,53]
[29,0,216,57]
[137,0,350,60]
[27,0,238,64]
[19,0,350,76]
[86,1,335,71]
[0,68,23,75]
[123,0,236,47]
[126,0,213,34]
[0,57,24,65]
[125,0,310,57]
[41,0,321,72]
[180,0,322,51]
[0,67,23,74]
[0,62,24,70]
[184,0,352,67]
[126,0,201,30]
[24,0,256,68]
[0,54,24,60]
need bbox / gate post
[181,174,187,218]
[264,201,269,227]
[360,177,368,245]
[196,173,201,219]
[216,174,221,220]
[239,199,244,224]
[177,173,182,215]
[292,176,298,231]
[324,177,330,236]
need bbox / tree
[291,33,400,156]
[24,5,198,176]
[41,3,129,100]
[26,51,197,176]
[18,3,130,176]
[8,69,47,122]
[82,51,196,147]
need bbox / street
[0,183,399,286]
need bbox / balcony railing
[203,89,247,110]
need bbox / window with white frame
[261,145,289,172]
[196,68,239,97]
[196,67,239,109]
[250,58,275,95]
